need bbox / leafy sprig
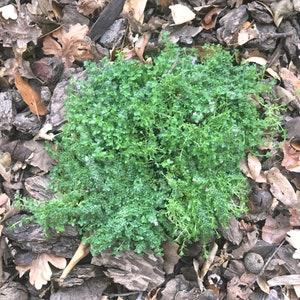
[21,40,282,254]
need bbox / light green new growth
[21,40,281,255]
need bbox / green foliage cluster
[22,41,281,254]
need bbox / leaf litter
[0,0,300,299]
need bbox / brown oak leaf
[14,70,47,116]
[16,253,67,290]
[42,24,94,68]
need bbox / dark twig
[250,239,285,286]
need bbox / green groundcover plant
[21,40,281,255]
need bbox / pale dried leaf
[266,167,298,207]
[200,242,218,280]
[289,208,300,226]
[256,276,270,294]
[169,4,196,25]
[270,0,299,27]
[266,68,280,80]
[60,241,90,281]
[247,154,262,180]
[34,123,54,141]
[77,0,106,16]
[16,253,67,290]
[241,154,266,183]
[0,152,11,182]
[262,214,292,244]
[238,22,260,45]
[268,275,300,287]
[0,152,11,169]
[134,32,151,63]
[282,142,300,172]
[244,57,267,65]
[227,275,254,300]
[286,229,300,250]
[0,4,18,20]
[0,194,9,206]
[123,0,148,23]
[24,140,53,173]
[279,68,300,100]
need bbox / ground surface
[0,0,300,299]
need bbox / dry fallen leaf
[262,214,292,244]
[279,67,300,100]
[169,4,196,25]
[231,230,258,259]
[286,229,300,259]
[16,253,67,290]
[0,152,11,182]
[0,4,18,20]
[0,4,41,53]
[240,153,266,183]
[77,0,106,16]
[134,32,152,63]
[201,7,222,30]
[289,208,300,226]
[270,0,300,26]
[42,24,94,68]
[238,22,260,46]
[244,56,267,65]
[256,275,270,295]
[282,142,300,173]
[0,194,9,206]
[266,167,298,207]
[24,140,53,173]
[227,275,254,300]
[14,70,46,116]
[60,241,90,281]
[123,0,148,23]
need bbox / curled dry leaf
[42,24,94,68]
[169,4,196,25]
[134,32,151,63]
[240,153,266,183]
[14,70,46,116]
[16,253,67,290]
[201,7,222,30]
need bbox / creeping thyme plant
[22,40,281,255]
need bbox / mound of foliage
[22,41,280,255]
